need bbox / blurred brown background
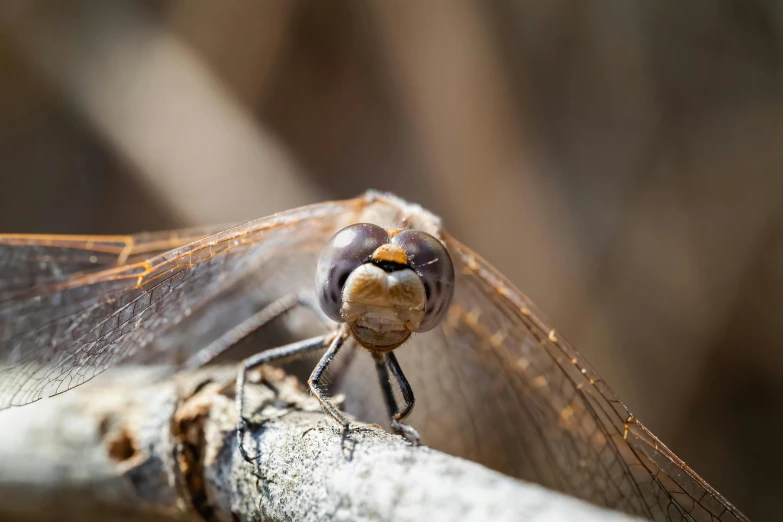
[0,1,779,519]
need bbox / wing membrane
[440,238,747,521]
[335,230,747,521]
[0,225,231,295]
[0,201,368,408]
[0,192,748,522]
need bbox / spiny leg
[307,327,351,432]
[236,333,335,462]
[185,292,331,369]
[374,352,420,445]
[373,352,399,414]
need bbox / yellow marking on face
[386,228,402,237]
[388,276,425,303]
[371,244,408,265]
[349,274,386,301]
[548,329,557,342]
[343,265,425,310]
[520,307,531,316]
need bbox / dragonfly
[0,191,748,522]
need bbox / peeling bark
[0,366,641,522]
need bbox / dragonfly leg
[186,292,332,369]
[236,333,335,463]
[307,327,350,428]
[374,352,420,445]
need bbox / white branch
[0,366,641,522]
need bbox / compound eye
[392,230,455,331]
[315,223,390,321]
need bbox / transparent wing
[0,225,230,295]
[0,192,748,522]
[335,232,749,522]
[0,199,370,409]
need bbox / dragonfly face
[0,191,749,522]
[315,223,455,351]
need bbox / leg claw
[340,422,355,443]
[237,417,261,463]
[391,420,420,446]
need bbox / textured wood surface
[0,365,640,522]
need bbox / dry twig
[0,365,640,522]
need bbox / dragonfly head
[315,223,455,352]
